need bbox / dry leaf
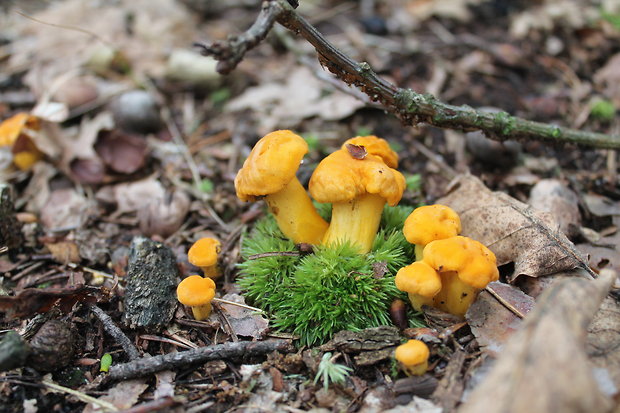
[154,370,176,399]
[467,282,535,355]
[0,285,99,318]
[346,144,368,160]
[528,179,580,237]
[459,270,616,413]
[437,174,590,282]
[138,188,190,238]
[46,241,81,264]
[94,129,148,174]
[219,293,269,339]
[226,66,365,134]
[587,296,620,395]
[40,188,96,231]
[83,379,148,413]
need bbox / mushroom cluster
[395,205,499,317]
[235,131,405,253]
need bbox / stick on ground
[90,305,141,361]
[108,339,294,381]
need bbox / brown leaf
[466,282,535,355]
[587,297,620,393]
[40,188,96,231]
[70,157,106,184]
[437,174,589,282]
[83,379,148,413]
[46,241,81,264]
[346,143,368,160]
[138,188,190,238]
[94,129,148,174]
[459,270,616,413]
[0,285,99,318]
[219,293,269,339]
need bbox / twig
[196,0,620,149]
[484,285,525,319]
[90,305,141,361]
[42,378,118,412]
[212,297,264,313]
[248,251,301,259]
[108,339,294,381]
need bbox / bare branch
[199,0,620,149]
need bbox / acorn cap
[403,204,461,246]
[309,147,405,206]
[176,275,216,307]
[235,130,309,202]
[395,261,442,298]
[341,135,399,168]
[188,237,220,267]
[422,236,499,289]
[395,339,430,367]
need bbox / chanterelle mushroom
[395,339,430,376]
[176,275,216,321]
[422,236,499,316]
[309,144,405,253]
[403,204,461,260]
[341,135,399,168]
[235,130,328,245]
[394,261,442,312]
[188,237,221,279]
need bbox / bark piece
[0,184,23,251]
[0,331,30,372]
[123,236,178,330]
[459,270,616,413]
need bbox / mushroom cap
[395,339,430,366]
[395,261,442,298]
[422,236,499,289]
[177,275,216,306]
[308,147,405,206]
[235,130,309,202]
[188,237,221,267]
[341,135,399,168]
[403,204,461,246]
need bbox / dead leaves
[0,284,100,319]
[460,270,616,413]
[437,174,590,281]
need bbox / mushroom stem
[432,271,479,317]
[190,303,213,321]
[414,244,424,261]
[322,193,385,253]
[201,265,220,278]
[265,178,328,245]
[407,292,435,312]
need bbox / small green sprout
[199,178,214,194]
[590,99,616,121]
[314,352,352,390]
[405,174,422,193]
[100,353,112,372]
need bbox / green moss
[238,205,422,346]
[590,99,616,121]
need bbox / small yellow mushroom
[188,237,221,279]
[395,339,430,376]
[176,275,216,321]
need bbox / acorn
[28,320,75,372]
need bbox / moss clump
[238,205,422,347]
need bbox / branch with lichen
[195,0,620,149]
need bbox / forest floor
[1,0,620,412]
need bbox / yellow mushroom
[188,237,221,279]
[394,261,442,312]
[422,236,499,316]
[394,339,430,376]
[235,130,328,245]
[403,204,461,260]
[309,146,405,253]
[176,275,216,321]
[0,113,43,171]
[341,135,399,168]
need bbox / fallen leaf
[154,370,176,399]
[111,177,165,215]
[466,282,535,355]
[83,379,148,413]
[437,174,590,282]
[582,194,620,217]
[39,188,96,231]
[138,188,190,238]
[0,285,99,318]
[226,66,365,134]
[587,297,620,395]
[219,293,269,339]
[46,241,81,264]
[94,129,148,174]
[459,270,616,413]
[528,179,580,237]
